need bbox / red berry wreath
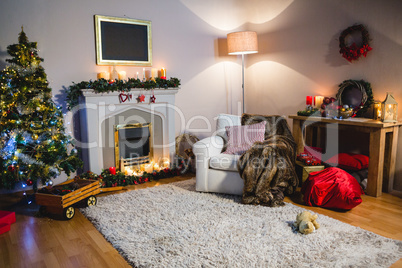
[339,24,372,62]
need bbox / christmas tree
[0,28,81,190]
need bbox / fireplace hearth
[78,88,178,174]
[114,123,153,171]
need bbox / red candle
[109,167,116,175]
[306,96,313,106]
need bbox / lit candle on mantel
[151,68,157,81]
[118,71,126,81]
[136,72,139,80]
[143,68,146,81]
[161,67,166,79]
[97,71,110,80]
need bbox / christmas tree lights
[0,28,81,190]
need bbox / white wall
[244,0,402,191]
[1,0,401,191]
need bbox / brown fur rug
[238,114,298,207]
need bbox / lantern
[381,93,398,123]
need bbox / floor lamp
[227,31,258,114]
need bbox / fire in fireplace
[114,123,153,171]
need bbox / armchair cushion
[223,121,266,155]
[210,153,240,171]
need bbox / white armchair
[193,114,244,195]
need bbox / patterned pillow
[223,121,266,155]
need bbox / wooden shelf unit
[289,115,401,197]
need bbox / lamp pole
[241,53,245,114]
[227,31,258,115]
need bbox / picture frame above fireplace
[94,15,152,66]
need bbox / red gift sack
[325,153,369,171]
[301,167,364,210]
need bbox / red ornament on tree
[8,165,15,172]
[26,179,33,186]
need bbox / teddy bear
[294,211,320,234]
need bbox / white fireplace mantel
[78,88,179,174]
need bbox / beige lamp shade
[227,31,258,55]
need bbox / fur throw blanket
[237,114,298,207]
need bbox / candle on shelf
[136,72,139,80]
[314,96,324,109]
[143,68,146,81]
[306,96,313,106]
[151,68,157,81]
[161,67,166,79]
[97,72,110,80]
[118,71,126,81]
[373,102,381,120]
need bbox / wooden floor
[0,174,401,268]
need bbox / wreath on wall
[339,24,372,62]
[336,79,373,117]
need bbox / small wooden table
[289,115,401,197]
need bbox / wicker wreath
[336,79,374,117]
[339,24,372,62]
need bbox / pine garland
[66,77,181,110]
[75,162,187,188]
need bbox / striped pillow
[223,121,266,155]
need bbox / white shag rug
[81,179,402,268]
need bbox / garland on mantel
[66,77,181,110]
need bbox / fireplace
[78,88,178,174]
[114,123,153,171]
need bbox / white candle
[314,96,324,109]
[151,68,157,81]
[97,72,110,80]
[118,71,126,81]
[136,72,139,79]
[143,68,146,81]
